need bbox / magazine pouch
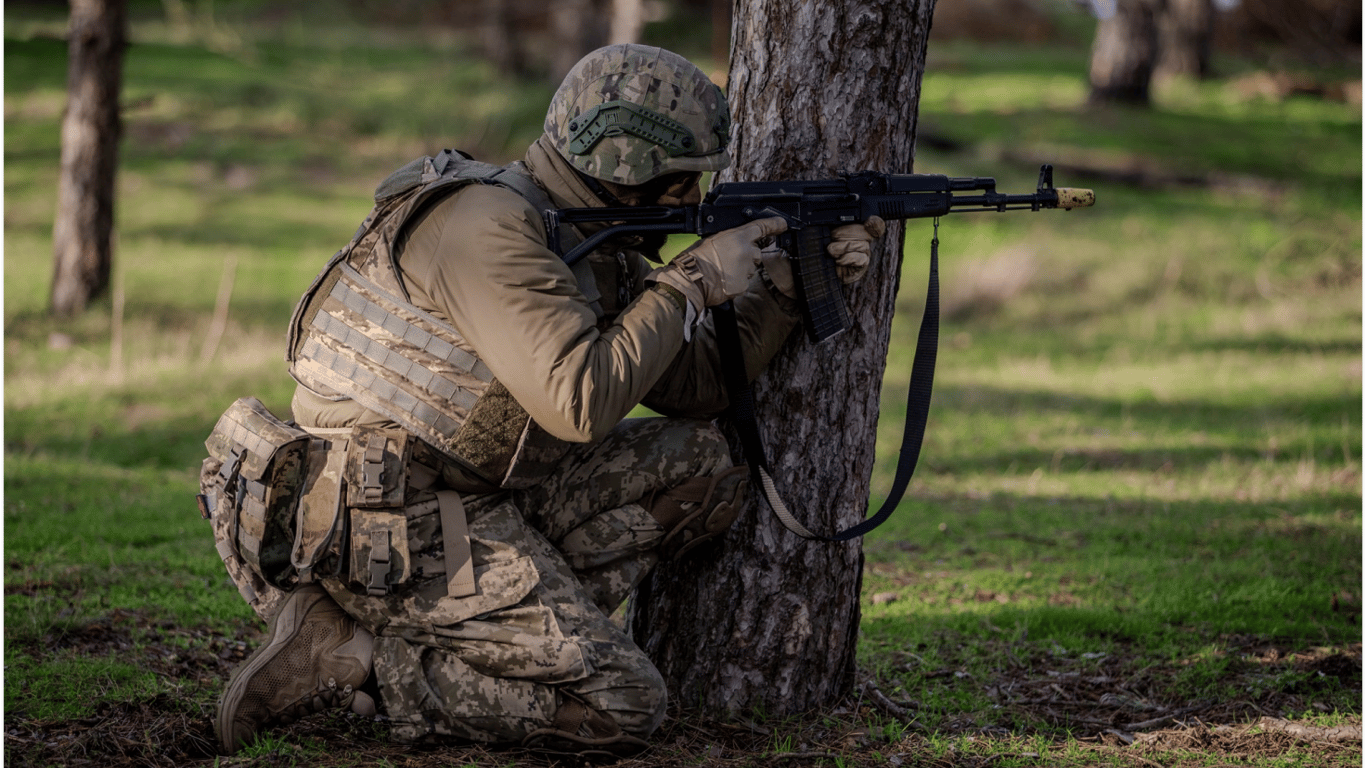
[200,397,311,591]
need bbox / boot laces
[273,677,356,726]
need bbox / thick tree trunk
[1088,0,1160,105]
[630,0,936,714]
[1155,0,1214,80]
[51,0,126,317]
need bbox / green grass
[4,654,164,721]
[3,2,1360,765]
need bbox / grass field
[4,2,1361,766]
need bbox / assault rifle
[545,164,1094,343]
[544,164,1094,541]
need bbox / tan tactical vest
[286,150,585,489]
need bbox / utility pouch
[291,437,348,583]
[349,509,412,596]
[346,428,411,507]
[201,397,311,589]
[343,428,415,595]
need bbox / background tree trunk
[51,0,126,317]
[479,0,525,77]
[1155,0,1214,80]
[548,0,611,83]
[630,0,937,714]
[1088,0,1160,105]
[609,0,644,45]
[710,0,731,69]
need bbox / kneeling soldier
[203,43,883,759]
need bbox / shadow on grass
[1184,336,1365,356]
[922,384,1361,437]
[929,104,1362,195]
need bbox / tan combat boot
[522,692,650,760]
[216,584,375,754]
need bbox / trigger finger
[745,216,789,240]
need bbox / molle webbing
[293,264,493,455]
[310,268,492,408]
[288,151,578,489]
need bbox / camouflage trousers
[317,417,731,743]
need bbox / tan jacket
[293,135,799,449]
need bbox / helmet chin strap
[574,169,627,208]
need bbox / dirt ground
[4,611,1360,767]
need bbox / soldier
[205,44,884,759]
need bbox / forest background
[4,0,1361,766]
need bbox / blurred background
[4,2,1360,760]
[5,0,1361,597]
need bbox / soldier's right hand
[654,217,790,308]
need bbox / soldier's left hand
[757,216,886,300]
[828,215,886,284]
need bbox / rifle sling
[713,230,940,541]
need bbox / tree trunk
[609,0,644,45]
[51,0,126,318]
[629,0,936,714]
[549,0,612,83]
[480,0,524,77]
[1155,0,1214,81]
[1088,0,1160,105]
[710,0,731,69]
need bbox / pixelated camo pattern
[324,418,732,743]
[200,398,315,621]
[545,44,731,185]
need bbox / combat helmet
[545,44,731,186]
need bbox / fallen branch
[860,681,920,723]
[1254,716,1362,744]
[1124,705,1206,731]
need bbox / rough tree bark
[629,0,937,714]
[51,0,127,317]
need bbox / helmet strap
[575,169,627,208]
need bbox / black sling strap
[713,224,940,541]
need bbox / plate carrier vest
[286,149,584,490]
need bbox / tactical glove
[652,217,789,308]
[759,215,887,299]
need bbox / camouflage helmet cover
[545,44,731,186]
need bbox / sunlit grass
[3,8,1359,760]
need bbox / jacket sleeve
[399,185,690,444]
[641,267,802,418]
